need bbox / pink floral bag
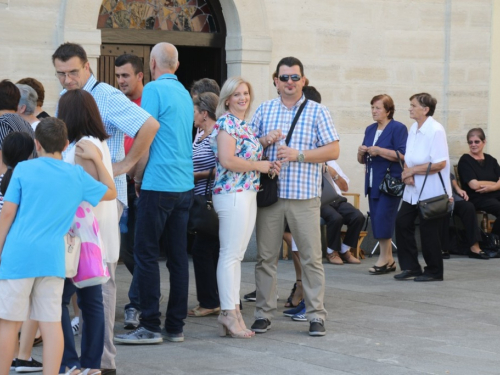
[70,202,110,288]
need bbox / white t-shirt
[403,116,451,204]
[325,160,349,196]
[64,136,120,262]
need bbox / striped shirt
[0,174,3,212]
[0,113,36,157]
[193,135,216,195]
[59,75,152,206]
[250,95,339,200]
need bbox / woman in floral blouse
[210,77,280,339]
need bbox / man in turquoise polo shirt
[115,43,194,344]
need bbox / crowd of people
[0,41,499,375]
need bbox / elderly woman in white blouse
[394,93,451,282]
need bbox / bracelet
[134,178,142,184]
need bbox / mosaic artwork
[98,0,218,32]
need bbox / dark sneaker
[114,327,163,344]
[161,327,184,342]
[124,307,140,329]
[15,357,43,372]
[394,270,423,280]
[244,290,256,301]
[283,300,305,317]
[11,360,16,370]
[309,318,326,337]
[251,318,271,333]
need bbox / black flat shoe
[394,269,422,280]
[414,274,443,282]
[468,250,489,259]
[369,261,396,275]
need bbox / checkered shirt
[59,75,152,206]
[250,95,339,200]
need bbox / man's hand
[457,188,469,201]
[265,130,283,145]
[277,144,300,162]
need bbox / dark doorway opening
[176,46,225,91]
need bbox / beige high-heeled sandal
[217,310,253,339]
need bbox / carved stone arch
[60,0,272,102]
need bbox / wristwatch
[297,151,305,163]
[333,174,340,181]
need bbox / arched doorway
[96,0,227,90]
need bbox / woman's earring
[203,117,207,121]
[225,102,228,106]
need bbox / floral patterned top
[210,112,263,194]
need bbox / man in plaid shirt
[250,57,339,337]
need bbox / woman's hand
[366,146,381,157]
[75,140,102,162]
[403,175,415,186]
[476,184,495,194]
[358,145,368,155]
[401,167,414,181]
[254,160,274,174]
[272,160,282,176]
[265,130,283,145]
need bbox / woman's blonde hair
[216,76,254,119]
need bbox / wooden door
[97,44,151,87]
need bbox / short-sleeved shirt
[325,160,349,196]
[458,153,500,201]
[59,75,152,206]
[403,116,451,204]
[193,135,216,195]
[0,113,36,158]
[210,112,263,194]
[0,157,107,279]
[141,74,194,192]
[250,95,339,200]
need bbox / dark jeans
[320,201,365,250]
[395,201,444,278]
[192,232,220,309]
[134,189,193,334]
[120,182,140,311]
[60,279,104,372]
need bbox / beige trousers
[100,200,123,369]
[254,197,327,322]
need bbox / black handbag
[188,169,219,236]
[257,99,308,208]
[379,150,404,197]
[417,163,452,220]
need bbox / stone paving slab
[21,255,500,374]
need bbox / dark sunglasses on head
[278,74,302,82]
[468,140,482,145]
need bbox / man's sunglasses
[278,74,302,82]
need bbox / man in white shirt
[322,160,365,265]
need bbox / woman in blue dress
[357,94,408,275]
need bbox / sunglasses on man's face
[278,74,302,82]
[468,140,482,145]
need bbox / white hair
[16,84,38,115]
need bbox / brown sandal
[188,305,221,317]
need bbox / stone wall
[0,0,496,213]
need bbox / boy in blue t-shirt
[0,118,117,375]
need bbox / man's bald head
[150,43,179,76]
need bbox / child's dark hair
[57,89,109,143]
[1,132,35,195]
[35,117,68,154]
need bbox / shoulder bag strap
[205,168,214,196]
[395,150,404,169]
[285,99,308,146]
[91,81,100,91]
[417,163,433,202]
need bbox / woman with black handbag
[358,94,408,275]
[187,92,222,317]
[394,93,452,282]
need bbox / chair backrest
[453,164,461,188]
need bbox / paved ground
[25,255,500,375]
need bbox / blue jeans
[134,189,193,333]
[60,279,104,372]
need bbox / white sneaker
[71,317,79,336]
